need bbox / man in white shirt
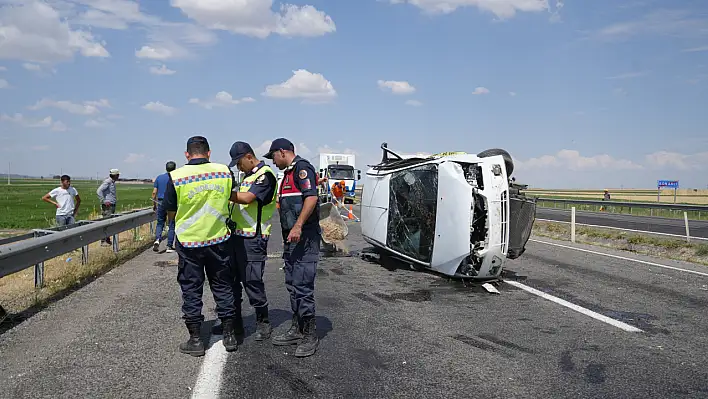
[42,175,81,226]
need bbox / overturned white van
[360,143,536,280]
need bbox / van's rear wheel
[477,148,514,176]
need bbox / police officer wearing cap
[225,141,278,341]
[164,136,242,356]
[263,138,321,358]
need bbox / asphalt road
[1,207,708,398]
[537,207,708,239]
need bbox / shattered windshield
[328,166,354,180]
[386,163,438,263]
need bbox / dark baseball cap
[263,138,295,159]
[228,141,254,167]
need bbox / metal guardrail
[534,198,708,213]
[0,209,156,288]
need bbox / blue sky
[1,0,707,189]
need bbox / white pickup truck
[360,143,536,280]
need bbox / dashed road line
[530,239,708,278]
[504,280,643,333]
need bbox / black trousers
[231,235,270,309]
[177,240,237,324]
[282,228,320,319]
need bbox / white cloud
[124,153,147,164]
[317,145,358,156]
[595,9,708,42]
[0,113,66,131]
[682,46,708,53]
[149,64,176,75]
[644,151,708,171]
[51,121,68,132]
[509,91,517,96]
[605,71,648,80]
[377,80,416,95]
[405,100,423,106]
[31,145,49,151]
[171,0,336,39]
[142,101,177,115]
[390,0,562,19]
[135,46,173,60]
[254,140,273,158]
[262,69,337,103]
[0,66,6,71]
[85,119,114,128]
[472,87,490,95]
[28,98,111,115]
[22,63,41,71]
[297,142,311,156]
[0,79,7,89]
[189,91,255,109]
[0,1,109,63]
[518,149,643,171]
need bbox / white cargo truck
[317,153,361,204]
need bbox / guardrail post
[112,233,119,253]
[571,207,576,243]
[34,261,44,288]
[81,245,89,265]
[149,221,155,235]
[684,212,691,243]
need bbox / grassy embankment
[532,220,708,267]
[0,179,156,319]
[529,188,708,220]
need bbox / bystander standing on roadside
[96,168,119,246]
[152,161,177,253]
[42,175,81,226]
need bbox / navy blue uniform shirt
[241,161,277,205]
[164,158,236,213]
[291,156,320,231]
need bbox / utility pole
[7,162,10,185]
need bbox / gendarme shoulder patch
[298,169,308,179]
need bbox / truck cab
[318,153,361,204]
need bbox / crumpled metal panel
[386,164,438,263]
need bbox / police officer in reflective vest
[164,136,241,356]
[263,138,321,357]
[226,141,278,341]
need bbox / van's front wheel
[477,148,514,176]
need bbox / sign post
[657,180,679,203]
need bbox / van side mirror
[357,170,361,180]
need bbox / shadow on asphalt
[202,309,334,349]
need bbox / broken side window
[386,164,438,263]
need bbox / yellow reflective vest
[170,162,233,247]
[231,164,277,237]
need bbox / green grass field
[0,179,154,230]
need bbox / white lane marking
[535,218,708,242]
[191,335,228,399]
[529,239,708,278]
[504,280,643,333]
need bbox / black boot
[221,318,239,352]
[179,322,205,357]
[211,313,244,343]
[272,313,303,346]
[254,306,273,341]
[295,316,319,357]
